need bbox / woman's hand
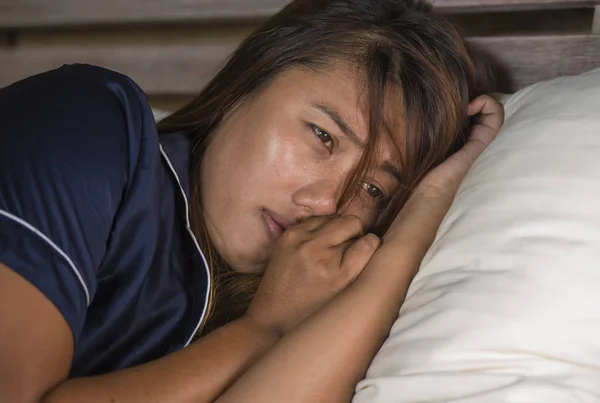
[216,96,504,403]
[247,95,502,340]
[246,215,381,336]
[382,95,504,264]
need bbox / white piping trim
[159,145,211,347]
[0,208,91,305]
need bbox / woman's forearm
[217,241,418,403]
[40,242,418,403]
[43,317,281,403]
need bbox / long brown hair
[157,0,495,336]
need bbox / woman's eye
[312,126,334,151]
[361,182,385,200]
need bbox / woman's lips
[261,209,284,244]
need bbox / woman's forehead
[272,66,365,111]
[268,66,405,143]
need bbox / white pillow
[353,68,600,402]
[152,108,171,122]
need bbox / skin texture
[246,214,382,335]
[217,94,505,403]
[0,59,503,401]
[200,65,402,273]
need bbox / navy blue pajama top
[0,64,210,377]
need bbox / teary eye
[312,125,334,151]
[361,182,384,200]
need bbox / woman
[0,0,503,402]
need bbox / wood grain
[470,35,600,90]
[592,5,600,32]
[1,35,599,94]
[449,7,593,36]
[432,0,598,13]
[0,0,598,28]
[0,43,234,94]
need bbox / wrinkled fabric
[0,64,209,377]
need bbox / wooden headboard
[1,0,599,110]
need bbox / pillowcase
[353,68,600,402]
[152,108,171,122]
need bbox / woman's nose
[291,180,339,216]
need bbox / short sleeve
[0,64,150,341]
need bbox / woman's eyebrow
[312,103,402,183]
[381,161,403,184]
[312,103,366,148]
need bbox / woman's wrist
[239,314,285,343]
[358,241,421,295]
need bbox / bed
[2,1,600,402]
[0,0,599,106]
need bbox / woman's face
[200,65,403,273]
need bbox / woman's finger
[316,214,365,247]
[294,215,337,232]
[340,233,381,281]
[440,96,503,185]
[469,94,505,134]
[422,95,503,197]
[383,96,504,256]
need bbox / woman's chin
[211,228,271,274]
[225,247,271,275]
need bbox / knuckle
[297,241,314,260]
[314,255,339,277]
[303,236,320,250]
[357,236,377,250]
[317,264,334,280]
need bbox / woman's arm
[1,64,298,402]
[216,95,504,403]
[46,318,281,402]
[0,263,73,403]
[1,204,381,403]
[0,261,281,403]
[1,218,380,403]
[217,242,419,403]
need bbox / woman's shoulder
[0,63,160,258]
[1,63,153,129]
[15,63,146,99]
[53,63,149,109]
[0,64,163,342]
[0,63,156,182]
